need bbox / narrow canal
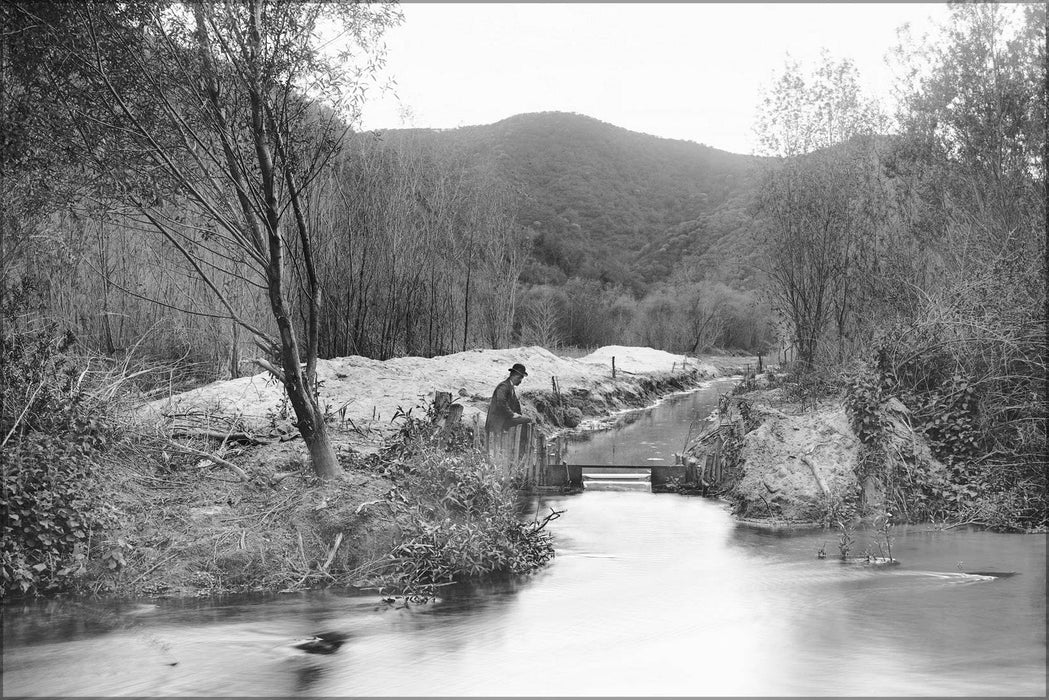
[3,379,1045,696]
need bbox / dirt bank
[719,377,944,528]
[727,391,861,524]
[97,347,754,598]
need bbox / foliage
[844,333,1045,529]
[842,369,886,447]
[1,433,121,597]
[871,511,894,562]
[1,323,81,437]
[836,521,854,560]
[781,366,839,412]
[380,436,558,601]
[753,54,893,368]
[754,6,1045,530]
[7,1,403,479]
[0,322,126,597]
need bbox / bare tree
[521,291,561,349]
[754,54,887,368]
[13,1,401,479]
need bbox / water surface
[3,381,1044,696]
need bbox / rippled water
[3,381,1045,696]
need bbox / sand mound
[140,346,725,436]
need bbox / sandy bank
[140,345,746,449]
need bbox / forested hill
[379,112,764,292]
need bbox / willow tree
[10,1,402,479]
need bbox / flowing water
[3,379,1045,696]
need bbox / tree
[754,53,888,368]
[519,287,562,350]
[9,1,402,479]
[886,2,1046,503]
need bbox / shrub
[1,431,119,596]
[382,439,558,600]
[1,322,126,597]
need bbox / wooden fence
[472,419,575,489]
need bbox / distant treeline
[6,124,773,377]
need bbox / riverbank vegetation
[1,328,560,599]
[1,328,715,599]
[747,4,1045,532]
[3,1,1043,600]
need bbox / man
[485,363,532,437]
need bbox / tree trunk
[230,321,241,379]
[282,370,339,480]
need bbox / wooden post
[552,376,566,425]
[534,431,546,486]
[434,391,452,418]
[612,356,616,379]
[509,425,521,467]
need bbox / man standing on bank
[485,363,532,438]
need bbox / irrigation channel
[3,378,1046,696]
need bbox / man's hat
[509,363,528,377]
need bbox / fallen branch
[354,499,384,515]
[942,520,989,530]
[128,551,181,586]
[759,494,775,516]
[321,532,344,572]
[165,440,250,482]
[169,428,273,445]
[530,507,565,533]
[801,456,829,496]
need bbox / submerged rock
[292,631,349,655]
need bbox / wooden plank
[566,464,662,469]
[509,425,520,466]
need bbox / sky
[356,3,952,155]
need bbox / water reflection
[569,378,737,467]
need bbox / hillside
[377,112,765,292]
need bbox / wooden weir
[473,420,580,489]
[476,422,688,492]
[454,387,749,494]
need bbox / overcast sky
[357,2,951,154]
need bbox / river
[3,379,1045,696]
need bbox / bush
[1,432,119,596]
[382,439,558,600]
[842,328,1047,531]
[1,322,126,597]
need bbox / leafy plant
[836,521,854,560]
[1,432,120,597]
[378,432,559,601]
[872,511,894,562]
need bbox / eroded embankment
[714,377,948,528]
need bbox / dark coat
[485,377,522,433]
